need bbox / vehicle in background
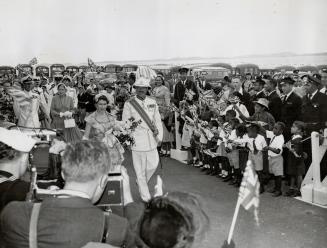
[296,65,318,74]
[122,64,138,73]
[150,64,173,77]
[0,66,16,79]
[17,64,33,77]
[274,65,296,73]
[234,64,260,76]
[50,64,65,77]
[66,66,79,76]
[104,64,122,73]
[260,68,276,76]
[78,65,90,73]
[35,65,50,78]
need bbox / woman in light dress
[152,76,174,156]
[83,95,125,173]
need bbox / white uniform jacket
[122,96,163,151]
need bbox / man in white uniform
[122,77,163,202]
[8,76,49,128]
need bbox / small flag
[88,58,97,71]
[29,57,38,66]
[238,160,260,225]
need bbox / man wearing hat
[7,76,49,128]
[263,75,282,121]
[0,127,36,212]
[319,69,327,94]
[279,76,302,141]
[251,77,267,102]
[122,77,163,202]
[301,74,327,133]
[173,67,198,107]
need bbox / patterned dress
[85,112,124,173]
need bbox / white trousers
[132,149,159,201]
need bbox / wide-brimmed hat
[133,77,151,88]
[0,127,36,152]
[254,98,269,109]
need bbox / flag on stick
[87,58,97,72]
[227,160,260,244]
[29,57,38,66]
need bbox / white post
[311,132,321,188]
[175,112,181,150]
[227,198,241,244]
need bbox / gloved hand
[222,240,235,248]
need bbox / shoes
[293,190,301,197]
[272,191,282,197]
[223,175,232,182]
[284,189,295,197]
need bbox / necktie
[253,138,258,154]
[269,136,275,145]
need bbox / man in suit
[263,75,282,121]
[279,77,302,142]
[301,74,327,133]
[197,72,212,91]
[230,76,254,115]
[173,67,198,107]
[251,77,266,102]
[319,69,327,94]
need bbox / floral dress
[85,112,125,173]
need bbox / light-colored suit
[122,96,163,201]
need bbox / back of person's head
[226,109,236,118]
[0,142,19,162]
[139,192,209,248]
[236,124,247,137]
[61,140,111,183]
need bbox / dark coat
[0,197,138,248]
[266,90,282,122]
[251,90,266,102]
[239,91,254,116]
[173,79,199,106]
[198,80,212,91]
[301,91,327,132]
[280,92,302,141]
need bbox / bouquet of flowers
[113,117,142,149]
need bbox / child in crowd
[263,122,285,197]
[227,123,248,187]
[246,123,267,193]
[284,121,306,197]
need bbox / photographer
[0,140,136,248]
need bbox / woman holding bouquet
[83,94,125,173]
[152,76,174,156]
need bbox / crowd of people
[0,64,327,247]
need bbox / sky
[0,0,327,65]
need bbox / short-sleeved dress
[287,135,305,176]
[50,94,82,143]
[85,112,124,173]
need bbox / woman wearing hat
[152,76,174,156]
[0,128,36,212]
[50,83,82,142]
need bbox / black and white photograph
[0,0,326,247]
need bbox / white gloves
[59,111,73,118]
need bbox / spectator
[263,76,282,121]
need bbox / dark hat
[302,73,321,86]
[280,76,295,85]
[255,77,265,85]
[178,67,189,74]
[21,75,33,84]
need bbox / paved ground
[123,152,327,248]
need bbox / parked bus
[50,64,65,77]
[122,64,138,73]
[274,65,296,73]
[17,64,33,77]
[35,65,50,77]
[317,65,327,73]
[234,64,260,76]
[66,65,79,76]
[297,65,318,74]
[260,68,276,76]
[150,64,173,76]
[192,66,231,83]
[0,66,16,78]
[104,64,122,73]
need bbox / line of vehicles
[1,63,326,81]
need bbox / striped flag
[29,57,38,66]
[239,160,260,225]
